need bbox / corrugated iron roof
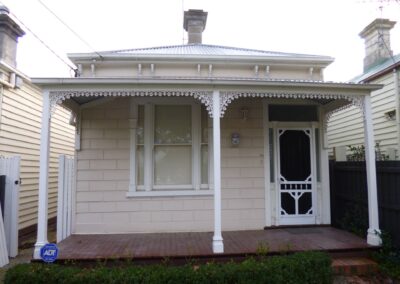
[101,43,327,58]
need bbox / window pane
[269,105,318,122]
[154,146,192,185]
[201,107,208,143]
[137,105,144,144]
[155,105,191,144]
[137,145,144,186]
[201,145,208,184]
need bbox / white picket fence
[0,156,20,259]
[57,155,74,243]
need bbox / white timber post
[212,90,223,253]
[320,109,331,224]
[34,90,51,259]
[363,95,381,246]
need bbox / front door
[277,129,316,225]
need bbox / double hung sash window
[130,99,210,195]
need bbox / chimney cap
[0,5,10,15]
[183,9,208,32]
[359,18,396,38]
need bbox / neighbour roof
[352,53,400,83]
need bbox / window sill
[126,190,214,198]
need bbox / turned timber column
[363,95,381,246]
[33,90,51,259]
[212,90,224,253]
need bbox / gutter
[31,77,383,98]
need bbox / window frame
[127,97,213,197]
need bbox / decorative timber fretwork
[49,89,366,120]
[49,90,213,116]
[220,91,364,118]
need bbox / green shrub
[373,231,400,280]
[5,251,332,284]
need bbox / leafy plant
[347,142,389,161]
[255,241,269,257]
[373,231,400,280]
[338,203,368,238]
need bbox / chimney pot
[359,18,396,72]
[183,9,207,44]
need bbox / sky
[3,0,400,81]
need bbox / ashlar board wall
[0,82,75,229]
[75,97,265,233]
[327,72,398,155]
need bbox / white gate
[57,155,74,243]
[0,156,20,257]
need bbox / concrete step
[332,257,378,276]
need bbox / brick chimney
[359,18,396,72]
[0,6,25,68]
[183,9,207,44]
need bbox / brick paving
[57,226,374,261]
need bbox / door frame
[274,123,318,226]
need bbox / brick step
[332,257,378,276]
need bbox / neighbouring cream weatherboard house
[0,7,75,258]
[328,18,400,160]
[33,10,383,258]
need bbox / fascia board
[68,53,334,67]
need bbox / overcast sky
[3,0,400,81]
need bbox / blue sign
[40,243,58,263]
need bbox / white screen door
[277,129,316,225]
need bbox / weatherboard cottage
[32,10,382,258]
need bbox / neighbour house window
[130,100,210,196]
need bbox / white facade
[32,9,383,258]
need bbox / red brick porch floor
[54,227,375,263]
